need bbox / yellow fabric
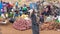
[6,13,8,17]
[20,14,28,19]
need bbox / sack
[45,16,54,22]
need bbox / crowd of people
[0,0,60,34]
[0,1,40,34]
[0,0,41,24]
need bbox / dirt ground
[0,23,32,34]
[0,0,60,34]
[41,30,60,34]
[0,23,60,34]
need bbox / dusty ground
[0,0,60,34]
[41,30,60,34]
[0,23,31,34]
[0,23,60,34]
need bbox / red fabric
[7,3,13,8]
[13,18,32,31]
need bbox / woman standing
[31,10,39,34]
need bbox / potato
[44,23,50,28]
[40,24,46,30]
[48,26,54,30]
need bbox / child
[39,14,44,24]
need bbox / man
[31,10,39,34]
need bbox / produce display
[0,0,60,32]
[13,16,32,31]
[40,22,55,30]
[40,16,60,31]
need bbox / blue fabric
[0,2,3,15]
[19,11,23,16]
[0,2,3,9]
[29,3,37,9]
[33,3,37,9]
[0,10,2,16]
[15,2,18,6]
[14,13,19,17]
[30,3,34,9]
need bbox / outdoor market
[0,0,60,34]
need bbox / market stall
[13,14,32,31]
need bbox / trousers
[32,23,39,34]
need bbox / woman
[31,10,39,34]
[22,4,28,13]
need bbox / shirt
[31,14,37,25]
[42,11,49,16]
